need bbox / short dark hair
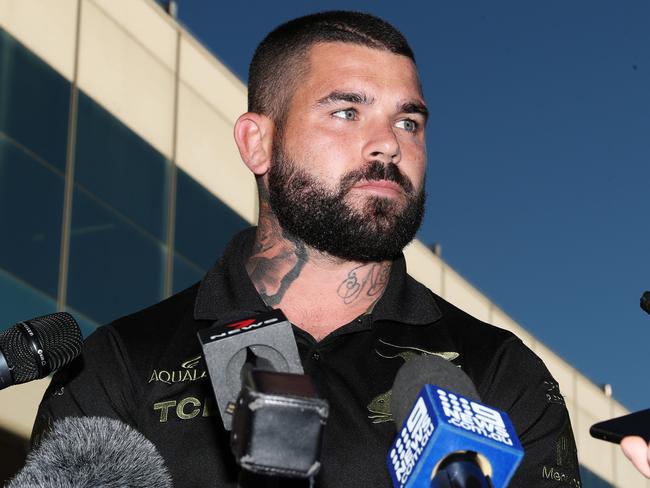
[248,11,415,125]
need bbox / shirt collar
[194,227,442,326]
[194,227,267,321]
[371,252,442,326]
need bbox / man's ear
[234,113,274,176]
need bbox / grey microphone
[0,312,82,390]
[391,354,481,428]
[7,417,172,488]
[390,355,494,488]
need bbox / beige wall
[0,1,645,486]
[0,379,50,439]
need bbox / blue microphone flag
[387,385,524,488]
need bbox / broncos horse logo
[366,339,460,424]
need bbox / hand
[621,436,650,478]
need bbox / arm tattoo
[337,263,390,305]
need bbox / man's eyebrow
[315,91,374,106]
[401,102,429,122]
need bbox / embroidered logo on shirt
[544,379,565,406]
[555,420,578,469]
[181,355,202,369]
[541,466,581,487]
[367,339,460,424]
[148,354,207,385]
[153,395,218,423]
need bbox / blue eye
[396,119,418,133]
[333,109,357,120]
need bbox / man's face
[268,42,427,262]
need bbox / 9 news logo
[388,397,435,485]
[437,389,514,446]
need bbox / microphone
[0,312,82,390]
[198,309,328,478]
[387,355,524,488]
[641,291,650,315]
[7,416,172,487]
[197,309,305,429]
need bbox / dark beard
[267,143,425,262]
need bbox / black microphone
[641,291,650,315]
[388,355,523,488]
[0,312,82,390]
[7,416,172,487]
[198,310,329,479]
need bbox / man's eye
[396,119,418,133]
[332,109,357,120]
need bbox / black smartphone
[590,408,650,444]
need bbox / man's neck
[245,208,391,341]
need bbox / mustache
[339,161,415,195]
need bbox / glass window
[63,305,100,339]
[66,187,166,325]
[0,269,57,333]
[172,252,204,294]
[0,29,70,172]
[579,465,613,488]
[174,168,248,270]
[74,91,170,241]
[0,138,63,298]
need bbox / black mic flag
[198,309,328,479]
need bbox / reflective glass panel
[0,269,56,333]
[75,91,169,240]
[174,168,248,270]
[67,187,166,325]
[0,29,70,171]
[63,305,100,339]
[172,252,204,294]
[579,465,613,488]
[0,138,63,297]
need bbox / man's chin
[347,184,407,201]
[346,194,405,216]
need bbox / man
[32,11,581,487]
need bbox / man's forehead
[302,42,424,103]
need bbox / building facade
[0,1,643,486]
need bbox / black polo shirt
[33,228,581,487]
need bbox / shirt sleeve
[480,338,582,488]
[31,325,139,447]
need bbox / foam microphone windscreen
[8,417,172,488]
[391,354,480,428]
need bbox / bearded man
[32,11,581,488]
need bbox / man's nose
[362,123,401,165]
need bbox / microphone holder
[431,452,493,488]
[231,367,329,479]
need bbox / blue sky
[176,1,650,411]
